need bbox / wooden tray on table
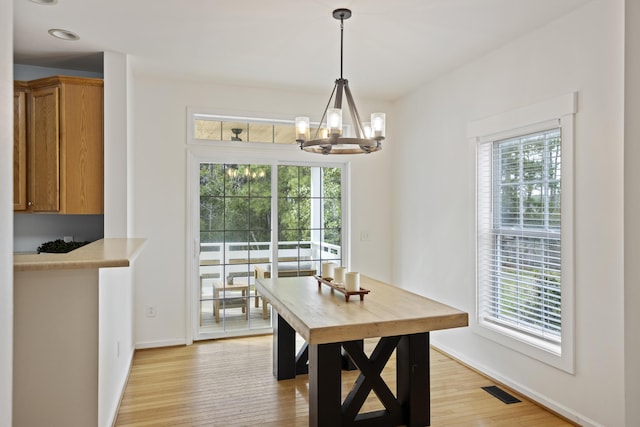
[314,275,370,302]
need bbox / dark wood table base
[273,311,431,427]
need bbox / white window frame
[185,108,351,343]
[468,93,576,373]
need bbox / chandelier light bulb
[371,113,386,138]
[295,116,310,141]
[363,122,373,139]
[327,108,343,135]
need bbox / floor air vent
[481,385,521,404]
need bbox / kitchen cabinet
[13,82,27,210]
[14,76,104,214]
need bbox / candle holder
[314,275,370,302]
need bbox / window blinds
[477,128,562,346]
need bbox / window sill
[474,319,574,374]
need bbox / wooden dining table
[254,275,468,427]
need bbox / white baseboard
[135,338,187,349]
[431,341,603,427]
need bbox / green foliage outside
[199,163,342,247]
[492,130,562,339]
[494,236,561,336]
[498,134,561,229]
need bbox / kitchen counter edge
[14,238,147,271]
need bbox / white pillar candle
[345,272,360,292]
[321,262,336,279]
[334,267,347,284]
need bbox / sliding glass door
[195,161,344,339]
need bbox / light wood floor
[115,335,575,427]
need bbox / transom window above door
[193,114,297,145]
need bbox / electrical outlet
[360,230,370,241]
[146,305,156,317]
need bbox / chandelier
[295,8,386,155]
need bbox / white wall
[104,51,130,238]
[98,51,136,427]
[131,76,392,347]
[0,0,13,423]
[624,1,640,425]
[390,1,624,426]
[98,267,134,427]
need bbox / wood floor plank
[115,335,575,426]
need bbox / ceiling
[13,0,592,101]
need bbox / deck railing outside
[198,240,342,330]
[199,240,341,282]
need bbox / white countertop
[14,238,146,271]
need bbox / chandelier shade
[296,8,386,155]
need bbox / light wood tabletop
[255,275,468,344]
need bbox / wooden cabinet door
[59,81,104,214]
[28,86,60,212]
[13,88,27,211]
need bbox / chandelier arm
[313,81,338,140]
[344,82,365,139]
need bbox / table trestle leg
[273,312,431,426]
[273,311,297,380]
[308,334,431,427]
[309,342,343,427]
[397,332,430,427]
[341,337,404,425]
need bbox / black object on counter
[37,239,91,254]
